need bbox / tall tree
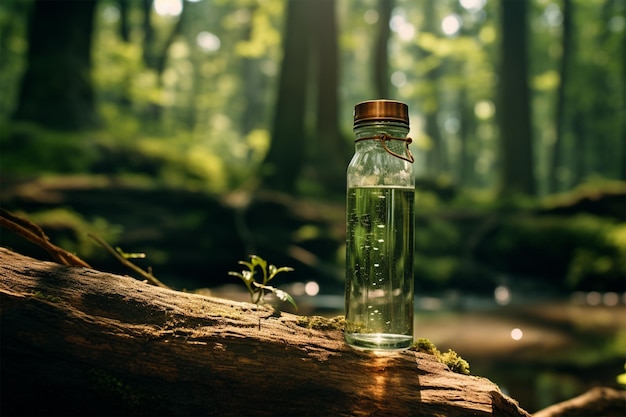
[457,87,475,186]
[262,0,347,194]
[497,0,535,196]
[141,0,157,69]
[373,0,393,98]
[12,0,99,130]
[117,0,131,43]
[548,0,573,193]
[261,0,312,192]
[419,0,446,177]
[240,4,264,136]
[312,0,351,193]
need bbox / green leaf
[238,260,254,271]
[251,282,298,311]
[273,288,298,311]
[228,270,254,296]
[249,255,267,271]
[228,271,243,279]
[268,266,294,281]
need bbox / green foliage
[0,0,623,299]
[0,0,623,194]
[0,122,100,175]
[415,217,461,254]
[86,131,224,191]
[413,254,459,289]
[479,214,625,291]
[233,1,283,58]
[26,208,121,259]
[0,120,243,193]
[410,338,470,375]
[0,0,29,118]
[228,255,297,310]
[411,182,626,293]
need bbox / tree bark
[373,0,393,98]
[312,0,351,194]
[262,0,312,193]
[497,0,535,196]
[0,247,530,417]
[420,0,446,178]
[533,387,626,417]
[548,0,572,194]
[12,0,99,130]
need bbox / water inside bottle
[345,186,414,350]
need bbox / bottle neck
[354,121,409,140]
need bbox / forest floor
[1,174,624,413]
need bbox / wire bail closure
[354,133,415,163]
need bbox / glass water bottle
[344,100,415,350]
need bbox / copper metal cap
[353,99,409,128]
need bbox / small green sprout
[229,255,297,311]
[410,337,470,375]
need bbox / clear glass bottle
[344,100,415,350]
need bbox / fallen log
[0,247,530,416]
[533,387,626,417]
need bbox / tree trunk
[240,4,264,136]
[548,0,573,194]
[312,0,351,194]
[141,0,157,69]
[497,0,535,196]
[262,0,312,193]
[0,247,530,417]
[12,0,99,130]
[374,0,393,98]
[420,0,445,178]
[458,87,475,187]
[533,387,626,417]
[117,0,131,43]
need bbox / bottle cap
[353,100,409,128]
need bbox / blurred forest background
[0,0,625,412]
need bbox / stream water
[298,289,626,413]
